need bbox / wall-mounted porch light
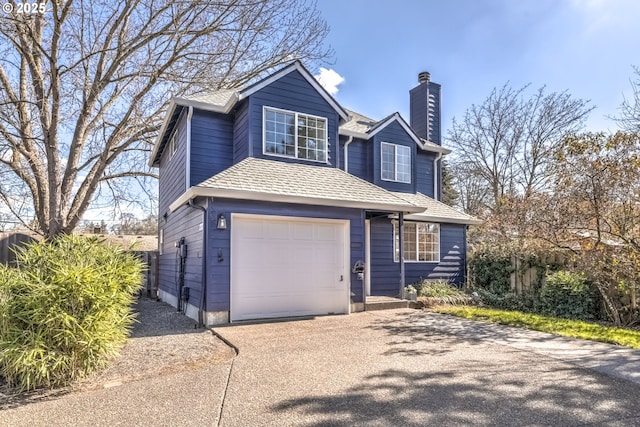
[217,214,227,230]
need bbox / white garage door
[231,214,349,322]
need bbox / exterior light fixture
[217,214,227,230]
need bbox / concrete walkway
[3,308,640,426]
[412,311,640,386]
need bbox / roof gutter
[169,187,425,215]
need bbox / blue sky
[315,0,640,135]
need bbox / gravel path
[0,297,235,409]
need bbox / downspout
[189,199,207,328]
[399,212,405,298]
[433,152,442,201]
[185,106,194,191]
[343,136,354,172]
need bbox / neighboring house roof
[391,192,482,225]
[340,110,451,155]
[149,61,349,166]
[169,158,426,214]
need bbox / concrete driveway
[215,309,640,427]
[3,307,640,426]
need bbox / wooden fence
[131,250,159,298]
[0,232,37,265]
[0,232,158,297]
[510,252,570,294]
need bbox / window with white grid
[264,107,327,162]
[393,221,440,262]
[381,142,411,183]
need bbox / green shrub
[468,245,513,296]
[0,235,143,390]
[539,270,597,320]
[477,289,537,312]
[417,280,472,305]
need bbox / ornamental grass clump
[0,235,143,390]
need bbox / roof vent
[418,71,430,84]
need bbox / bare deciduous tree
[534,132,640,326]
[447,84,594,215]
[0,0,332,238]
[616,65,640,133]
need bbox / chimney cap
[418,71,430,84]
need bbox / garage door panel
[231,215,348,322]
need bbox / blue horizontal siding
[205,199,365,312]
[158,108,187,217]
[369,218,467,296]
[233,100,250,163]
[373,121,417,193]
[247,70,340,167]
[158,203,205,308]
[344,137,372,181]
[190,110,234,185]
[416,151,436,198]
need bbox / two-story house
[149,61,479,325]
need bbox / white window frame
[159,229,164,255]
[262,106,328,163]
[381,142,411,183]
[393,221,440,263]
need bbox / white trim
[149,101,178,166]
[365,219,371,297]
[381,142,411,184]
[169,186,424,214]
[403,213,483,225]
[238,62,349,121]
[339,129,369,139]
[230,213,351,322]
[262,105,329,164]
[185,106,194,191]
[393,220,441,263]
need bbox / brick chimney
[409,71,441,145]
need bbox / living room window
[263,107,327,162]
[393,221,440,262]
[381,142,411,183]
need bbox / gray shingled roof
[392,192,482,225]
[340,109,378,134]
[185,90,236,107]
[193,158,423,212]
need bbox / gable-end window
[381,142,411,183]
[263,107,327,162]
[393,221,440,262]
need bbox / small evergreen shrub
[539,270,597,320]
[468,245,513,296]
[477,290,537,312]
[0,235,143,390]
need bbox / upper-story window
[381,142,411,183]
[264,107,327,162]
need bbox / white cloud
[314,67,345,96]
